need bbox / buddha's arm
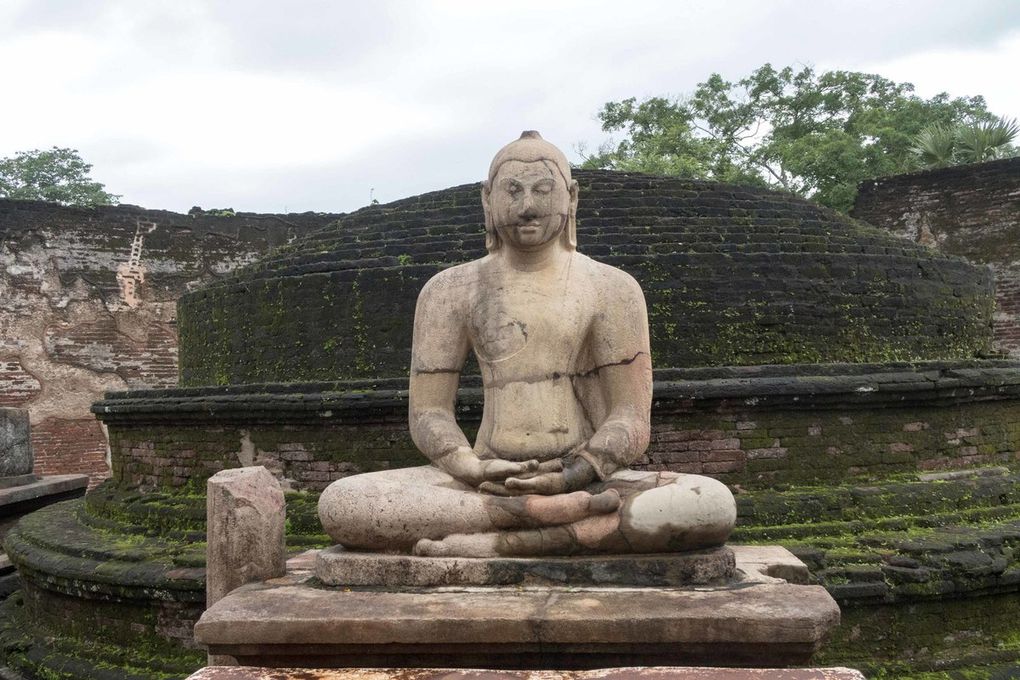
[408,274,472,464]
[580,272,653,480]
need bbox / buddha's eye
[505,181,522,196]
[533,180,554,195]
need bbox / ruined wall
[852,156,1020,357]
[0,200,339,485]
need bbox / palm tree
[912,117,1019,169]
[911,124,957,168]
[955,117,1019,162]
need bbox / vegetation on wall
[912,116,1019,169]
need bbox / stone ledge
[0,476,38,491]
[187,666,866,680]
[93,361,1020,425]
[315,546,736,588]
[0,475,88,511]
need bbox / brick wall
[0,200,340,486]
[178,170,994,386]
[853,157,1020,357]
[97,362,1020,494]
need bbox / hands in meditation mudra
[318,132,736,557]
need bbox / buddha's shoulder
[418,258,487,299]
[575,253,642,292]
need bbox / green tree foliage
[0,147,120,206]
[582,64,1004,212]
[913,116,1019,168]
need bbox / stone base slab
[196,545,839,670]
[187,666,866,680]
[315,546,736,587]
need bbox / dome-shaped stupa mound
[177,170,993,386]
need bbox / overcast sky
[2,0,1019,215]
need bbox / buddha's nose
[519,194,538,220]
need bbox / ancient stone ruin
[0,199,339,486]
[1,155,1019,678]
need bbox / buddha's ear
[565,179,579,251]
[481,180,500,252]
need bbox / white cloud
[1,1,1018,214]
[848,31,1020,121]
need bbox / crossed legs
[317,465,735,557]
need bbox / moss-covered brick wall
[178,170,995,386]
[95,361,1020,495]
[853,156,1020,359]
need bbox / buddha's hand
[482,455,597,496]
[437,446,543,489]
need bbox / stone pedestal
[195,546,840,670]
[206,466,287,607]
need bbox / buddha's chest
[467,283,592,366]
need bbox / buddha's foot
[414,533,498,557]
[490,489,620,528]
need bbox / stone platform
[0,408,89,550]
[187,666,866,680]
[0,474,89,539]
[316,545,736,587]
[195,546,839,670]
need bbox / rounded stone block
[315,545,735,587]
[0,408,32,477]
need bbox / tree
[0,147,120,206]
[581,64,1005,212]
[912,116,1019,168]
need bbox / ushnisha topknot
[487,130,572,187]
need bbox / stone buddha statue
[318,132,736,557]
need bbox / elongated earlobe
[564,179,579,251]
[481,181,501,252]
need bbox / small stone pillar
[0,408,35,487]
[206,466,286,608]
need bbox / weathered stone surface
[180,170,995,386]
[733,545,811,584]
[0,474,38,490]
[0,198,337,485]
[195,575,840,668]
[0,474,87,511]
[186,666,867,680]
[853,156,1020,357]
[206,466,286,607]
[0,408,32,478]
[315,545,735,587]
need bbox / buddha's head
[482,131,579,253]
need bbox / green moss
[0,594,203,680]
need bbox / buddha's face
[487,160,571,251]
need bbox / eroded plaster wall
[853,156,1020,357]
[0,199,338,485]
